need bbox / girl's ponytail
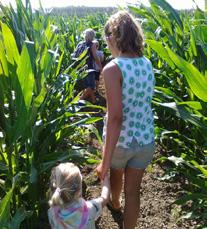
[49,187,63,206]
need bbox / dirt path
[84,152,197,229]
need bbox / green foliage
[130,0,207,224]
[0,1,105,228]
[1,0,206,227]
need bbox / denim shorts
[84,72,95,89]
[94,71,100,81]
[111,138,155,169]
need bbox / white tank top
[103,56,155,148]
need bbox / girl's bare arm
[100,175,110,207]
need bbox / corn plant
[130,0,207,223]
[0,1,103,228]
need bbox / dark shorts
[94,71,100,81]
[84,72,95,89]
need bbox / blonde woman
[96,11,155,229]
[48,162,110,229]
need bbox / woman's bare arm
[96,62,122,180]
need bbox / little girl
[93,40,104,93]
[48,162,110,229]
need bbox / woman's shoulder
[103,60,117,69]
[141,56,153,66]
[102,60,122,77]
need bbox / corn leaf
[166,47,207,102]
[0,188,13,228]
[1,22,19,65]
[17,45,34,110]
[150,0,183,30]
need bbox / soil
[83,150,197,229]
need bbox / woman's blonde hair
[104,11,144,56]
[83,28,95,42]
[48,162,82,207]
[93,40,99,49]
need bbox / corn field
[0,0,206,228]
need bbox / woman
[74,28,102,103]
[96,11,155,229]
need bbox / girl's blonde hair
[83,28,95,42]
[104,11,144,56]
[48,162,82,207]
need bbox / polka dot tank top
[103,56,155,148]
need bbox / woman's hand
[96,161,109,181]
